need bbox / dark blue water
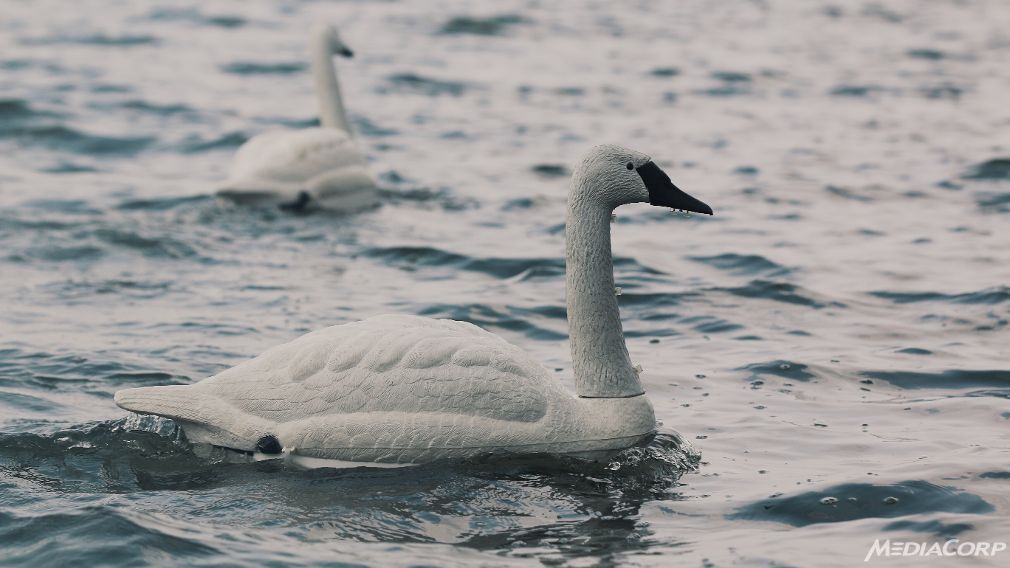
[1,0,1008,565]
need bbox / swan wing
[118,315,558,430]
[210,315,555,423]
[223,128,368,188]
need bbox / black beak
[339,47,354,58]
[637,161,713,215]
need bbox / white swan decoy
[217,24,378,212]
[117,145,713,465]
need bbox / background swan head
[312,23,354,58]
[571,144,713,215]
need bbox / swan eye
[626,162,634,170]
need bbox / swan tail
[114,385,271,450]
[115,384,212,423]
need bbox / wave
[961,158,1010,181]
[690,253,791,277]
[381,73,469,97]
[830,84,892,97]
[977,192,1010,213]
[39,278,173,301]
[177,131,248,153]
[115,194,212,211]
[377,185,479,211]
[363,245,663,282]
[22,34,159,47]
[0,348,189,392]
[907,48,947,60]
[419,303,568,340]
[438,14,528,36]
[649,67,680,78]
[352,116,399,137]
[731,480,992,527]
[146,7,248,29]
[0,417,697,562]
[869,286,1010,305]
[0,98,63,122]
[117,99,199,117]
[722,280,839,309]
[695,71,753,97]
[220,62,307,75]
[860,369,1010,391]
[825,184,875,202]
[530,163,569,178]
[0,124,153,156]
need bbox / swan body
[115,315,655,462]
[218,128,375,211]
[217,24,377,212]
[117,145,713,465]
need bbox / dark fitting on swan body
[279,190,312,212]
[637,161,713,215]
[255,435,283,455]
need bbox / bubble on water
[884,496,900,505]
[820,496,838,505]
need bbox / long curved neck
[565,190,643,398]
[311,38,351,133]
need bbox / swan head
[572,144,713,215]
[313,24,354,58]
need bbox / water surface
[1,0,1008,566]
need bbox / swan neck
[565,191,643,398]
[311,39,351,133]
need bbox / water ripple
[732,480,993,527]
[860,369,1010,391]
[723,280,838,309]
[439,15,528,36]
[690,253,791,277]
[869,286,1010,305]
[0,125,154,156]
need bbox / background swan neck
[565,192,643,398]
[311,39,352,133]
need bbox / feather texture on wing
[196,315,557,424]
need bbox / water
[1,0,1008,565]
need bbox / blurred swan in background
[217,24,377,212]
[117,145,713,467]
